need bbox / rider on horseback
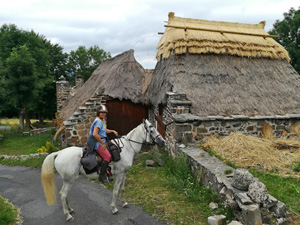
[89,105,118,183]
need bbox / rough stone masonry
[181,145,288,225]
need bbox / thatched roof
[148,53,300,117]
[59,49,152,121]
[157,12,290,61]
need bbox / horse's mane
[125,123,142,140]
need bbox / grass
[104,150,234,224]
[0,133,53,155]
[1,124,299,224]
[250,169,300,216]
[201,145,300,223]
[0,118,44,126]
[0,119,56,225]
[0,157,46,168]
[0,196,21,225]
[0,142,234,224]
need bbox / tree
[67,45,111,82]
[6,45,38,130]
[269,7,300,74]
[0,24,67,121]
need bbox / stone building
[147,12,300,155]
[55,50,151,147]
[55,13,300,154]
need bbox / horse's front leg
[110,173,124,214]
[120,173,129,208]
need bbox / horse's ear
[142,119,145,123]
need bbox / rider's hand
[113,131,118,136]
[101,144,106,150]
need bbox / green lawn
[104,151,234,224]
[0,196,21,225]
[250,169,300,217]
[0,133,52,155]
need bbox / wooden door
[155,104,165,138]
[106,99,148,137]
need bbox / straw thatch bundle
[157,12,290,61]
[59,50,152,121]
[204,132,300,175]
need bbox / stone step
[73,111,82,116]
[85,102,94,105]
[169,99,192,106]
[89,98,101,101]
[69,116,78,121]
[63,121,75,126]
[79,106,87,110]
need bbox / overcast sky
[0,0,299,69]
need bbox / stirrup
[99,175,109,183]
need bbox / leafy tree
[269,7,300,74]
[6,45,38,130]
[0,24,67,121]
[67,45,111,82]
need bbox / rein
[124,122,160,154]
[126,123,158,146]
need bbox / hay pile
[203,124,300,175]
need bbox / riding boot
[99,160,109,183]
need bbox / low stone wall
[158,92,300,156]
[22,128,53,136]
[0,153,48,160]
[181,145,287,225]
[173,113,300,140]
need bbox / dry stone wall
[55,76,107,147]
[61,95,109,147]
[181,146,288,225]
[56,76,70,112]
[159,92,300,155]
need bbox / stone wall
[159,92,300,155]
[55,75,109,147]
[60,95,108,147]
[181,146,287,225]
[56,76,70,112]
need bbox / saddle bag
[81,148,98,174]
[107,140,121,162]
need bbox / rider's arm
[106,129,118,136]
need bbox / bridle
[126,121,160,146]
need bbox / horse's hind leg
[120,174,129,208]
[59,181,74,221]
[110,173,124,214]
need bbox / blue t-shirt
[89,118,107,150]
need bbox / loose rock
[231,169,254,191]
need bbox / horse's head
[143,119,166,148]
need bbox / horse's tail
[41,151,59,205]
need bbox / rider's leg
[96,145,112,183]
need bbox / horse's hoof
[112,208,118,214]
[122,202,129,208]
[69,208,74,214]
[66,214,74,221]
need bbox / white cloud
[0,0,299,68]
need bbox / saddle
[81,140,121,174]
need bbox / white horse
[41,119,165,221]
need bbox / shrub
[37,141,58,154]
